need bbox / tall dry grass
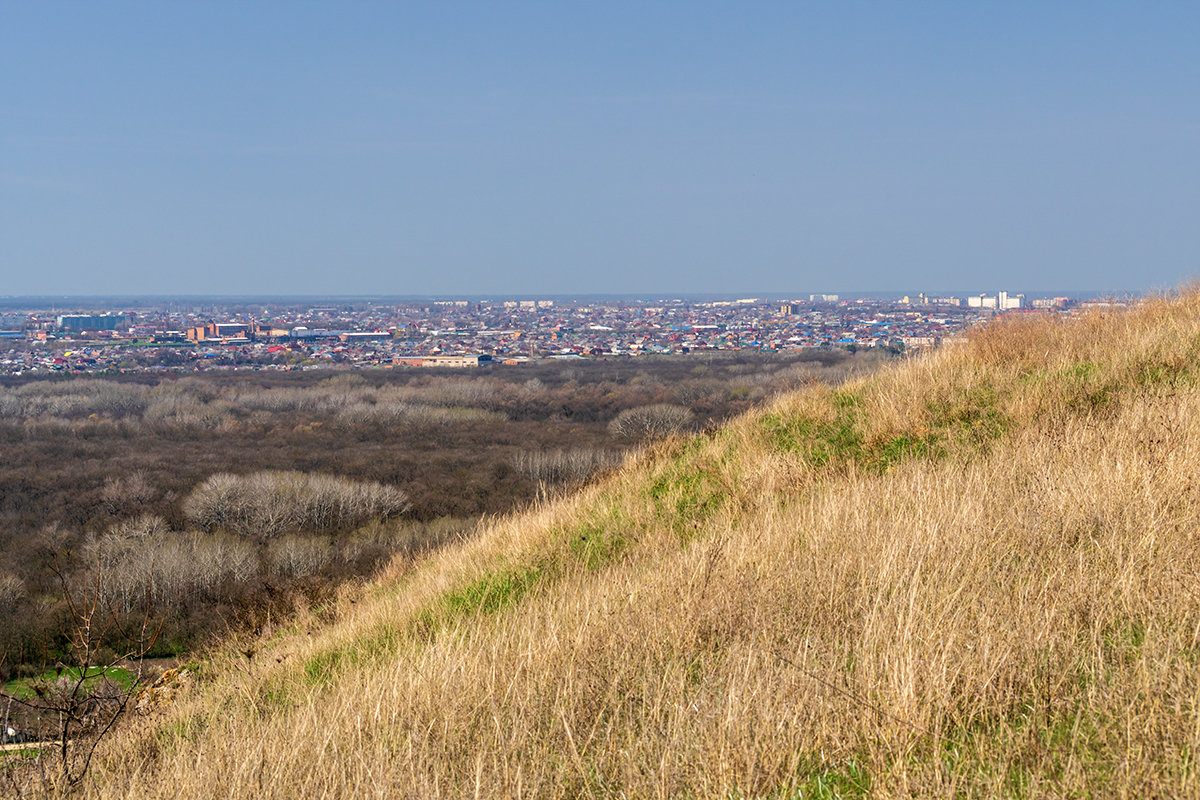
[42,292,1200,798]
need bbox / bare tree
[183,471,409,537]
[0,574,23,611]
[608,403,696,441]
[83,519,258,612]
[1,556,160,792]
[513,447,624,485]
[99,471,156,516]
[266,535,333,578]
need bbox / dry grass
[32,291,1200,798]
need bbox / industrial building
[392,354,492,368]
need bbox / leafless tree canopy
[0,573,24,610]
[512,447,624,485]
[99,471,156,515]
[83,516,256,612]
[266,535,334,578]
[607,403,696,441]
[182,470,410,537]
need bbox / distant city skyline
[0,287,1140,309]
[0,285,1165,302]
[3,3,1198,296]
[1,292,1093,376]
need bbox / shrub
[608,403,696,441]
[182,470,410,537]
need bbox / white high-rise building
[998,291,1022,310]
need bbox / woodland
[0,350,874,686]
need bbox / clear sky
[2,2,1198,296]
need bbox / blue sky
[2,2,1198,296]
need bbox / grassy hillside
[69,295,1200,797]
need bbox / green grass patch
[0,745,44,762]
[1066,360,1101,381]
[312,507,629,684]
[440,564,544,618]
[1065,381,1120,414]
[4,665,138,699]
[766,757,870,799]
[303,622,405,687]
[867,432,941,471]
[933,702,1111,797]
[831,389,862,411]
[1099,617,1147,666]
[923,658,1116,797]
[762,387,945,476]
[1131,356,1200,391]
[406,562,548,643]
[1021,352,1200,416]
[646,459,729,540]
[1023,360,1135,416]
[927,384,1007,449]
[567,517,630,572]
[760,411,864,468]
[303,649,345,686]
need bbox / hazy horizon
[0,288,1141,307]
[0,286,1167,303]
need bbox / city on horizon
[0,290,1127,377]
[0,286,1144,305]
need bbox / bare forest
[0,350,876,692]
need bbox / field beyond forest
[0,351,870,693]
[14,293,1200,798]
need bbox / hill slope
[83,295,1200,798]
